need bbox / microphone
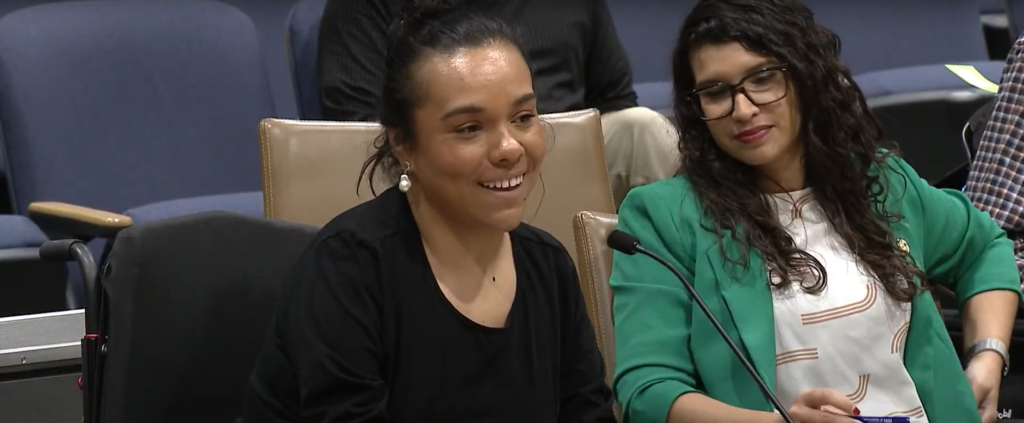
[607,230,796,423]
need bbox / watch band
[965,338,1010,377]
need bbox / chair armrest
[28,201,133,239]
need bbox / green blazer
[610,156,1022,423]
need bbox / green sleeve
[890,157,1023,306]
[610,180,703,423]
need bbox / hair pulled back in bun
[388,0,458,41]
[357,0,528,195]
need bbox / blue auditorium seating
[980,0,1006,14]
[1008,0,1024,38]
[0,0,70,215]
[801,0,1003,184]
[0,0,303,216]
[606,0,694,114]
[0,0,90,313]
[0,0,276,304]
[217,0,301,119]
[800,0,1002,95]
[0,0,300,120]
[287,0,328,120]
[0,0,302,121]
[0,216,46,251]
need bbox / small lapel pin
[896,238,910,254]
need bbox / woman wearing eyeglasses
[609,1,1021,423]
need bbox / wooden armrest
[28,201,132,239]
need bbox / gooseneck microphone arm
[607,230,795,423]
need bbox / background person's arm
[582,0,638,114]
[317,0,398,121]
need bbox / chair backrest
[0,0,26,194]
[218,0,302,119]
[571,210,619,420]
[801,0,989,74]
[285,0,327,120]
[0,0,276,215]
[0,0,300,119]
[259,108,616,264]
[97,211,318,423]
[979,0,1006,13]
[1009,0,1024,38]
[259,119,382,222]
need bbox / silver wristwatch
[965,338,1010,377]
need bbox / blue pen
[851,417,910,423]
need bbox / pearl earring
[398,161,412,193]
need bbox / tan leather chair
[259,119,381,225]
[572,210,620,420]
[259,109,615,264]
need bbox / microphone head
[607,230,640,255]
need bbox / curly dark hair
[672,0,924,302]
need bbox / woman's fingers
[796,388,857,414]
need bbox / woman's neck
[406,190,506,274]
[757,150,806,193]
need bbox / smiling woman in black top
[241,1,616,422]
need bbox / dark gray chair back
[97,211,317,423]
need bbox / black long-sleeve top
[242,187,617,422]
[316,0,638,121]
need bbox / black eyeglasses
[688,65,790,121]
